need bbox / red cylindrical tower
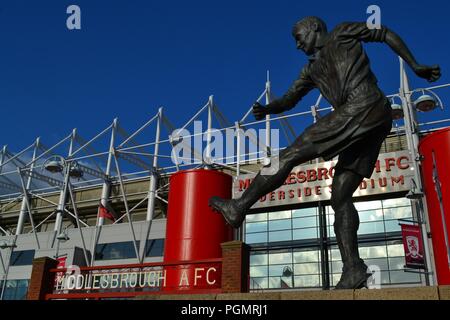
[419,128,450,285]
[163,169,233,291]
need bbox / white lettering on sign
[159,270,167,288]
[54,266,219,293]
[179,269,189,286]
[233,151,414,209]
[207,267,217,285]
[194,268,204,286]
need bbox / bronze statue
[209,17,441,289]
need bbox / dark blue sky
[1,0,449,152]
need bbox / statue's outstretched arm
[253,69,315,121]
[384,29,441,82]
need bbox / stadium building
[1,66,450,300]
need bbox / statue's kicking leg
[331,168,371,289]
[209,135,319,228]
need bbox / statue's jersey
[280,22,393,178]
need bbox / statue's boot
[208,197,245,228]
[334,224,372,289]
[335,260,372,289]
[209,173,271,228]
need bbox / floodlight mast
[53,129,77,239]
[16,138,40,235]
[98,118,117,227]
[399,57,435,286]
[147,108,162,222]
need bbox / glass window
[385,220,402,233]
[269,230,292,242]
[327,225,336,238]
[246,213,267,222]
[250,252,268,266]
[364,258,389,271]
[389,270,421,284]
[294,262,320,275]
[246,232,267,244]
[292,207,317,218]
[280,277,295,288]
[294,275,320,287]
[331,273,342,286]
[268,219,291,231]
[250,266,268,277]
[388,257,406,270]
[268,251,292,265]
[331,271,391,287]
[354,200,382,211]
[268,210,291,220]
[329,248,342,260]
[383,207,412,220]
[358,221,385,235]
[268,276,283,289]
[145,239,164,257]
[293,249,319,263]
[95,242,139,260]
[330,260,344,273]
[359,210,384,222]
[250,277,268,290]
[1,279,29,300]
[10,250,35,266]
[327,214,335,226]
[383,198,410,208]
[293,207,317,218]
[370,271,391,285]
[359,245,387,259]
[269,264,291,277]
[246,221,267,233]
[293,228,317,240]
[292,216,317,229]
[387,244,405,257]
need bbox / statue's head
[292,16,327,55]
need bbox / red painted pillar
[419,128,450,285]
[163,169,233,291]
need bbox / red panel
[419,128,450,285]
[163,169,233,290]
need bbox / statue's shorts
[298,84,393,178]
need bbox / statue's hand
[252,102,268,121]
[414,64,441,82]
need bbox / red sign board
[400,224,425,269]
[46,259,223,300]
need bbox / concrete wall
[135,286,450,300]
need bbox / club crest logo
[406,236,423,259]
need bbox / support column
[265,72,271,160]
[221,241,250,293]
[99,119,117,226]
[139,110,162,263]
[147,108,162,221]
[205,96,213,165]
[16,138,40,235]
[27,257,58,300]
[90,120,117,266]
[54,130,76,234]
[399,58,435,285]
